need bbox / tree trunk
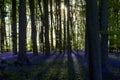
[43,0,50,56]
[63,3,66,52]
[50,0,54,51]
[37,0,44,52]
[0,0,6,53]
[66,0,71,54]
[58,0,62,53]
[55,1,59,50]
[99,0,109,79]
[18,0,29,63]
[12,0,17,54]
[29,0,38,55]
[86,0,102,79]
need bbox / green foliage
[108,0,120,51]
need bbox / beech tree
[12,0,17,54]
[18,0,28,63]
[43,0,50,56]
[0,0,6,53]
[29,0,38,55]
[99,0,109,79]
[66,0,71,54]
[86,0,102,79]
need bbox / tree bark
[86,0,102,79]
[12,0,17,54]
[43,0,50,56]
[50,0,54,51]
[58,0,62,53]
[99,0,109,79]
[29,0,38,55]
[66,0,71,54]
[18,0,29,63]
[0,0,6,53]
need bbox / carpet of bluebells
[0,50,120,80]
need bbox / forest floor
[0,50,120,80]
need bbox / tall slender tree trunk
[50,0,54,51]
[66,0,71,54]
[1,16,5,53]
[86,0,102,79]
[55,1,59,50]
[99,0,109,79]
[37,0,44,52]
[18,0,28,63]
[29,0,38,55]
[58,0,62,53]
[0,8,1,52]
[63,3,66,51]
[12,0,17,54]
[85,25,89,61]
[0,0,5,53]
[0,18,2,52]
[43,0,50,56]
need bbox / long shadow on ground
[72,50,89,80]
[67,51,77,80]
[34,52,65,80]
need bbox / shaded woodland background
[0,0,120,53]
[0,0,86,54]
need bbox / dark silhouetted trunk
[0,0,6,53]
[55,1,59,50]
[37,0,44,52]
[85,25,89,61]
[0,7,2,52]
[50,0,54,50]
[63,2,66,51]
[86,0,102,79]
[58,0,62,53]
[66,0,71,54]
[43,0,50,56]
[18,0,28,63]
[100,0,109,79]
[29,0,38,55]
[12,0,17,54]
